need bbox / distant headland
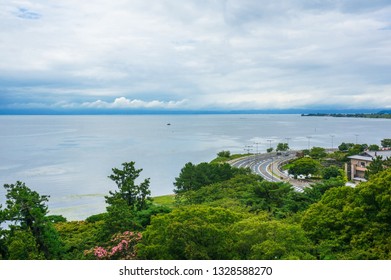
[302,110,391,119]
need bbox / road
[230,152,309,192]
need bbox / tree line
[301,112,391,119]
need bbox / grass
[282,163,294,170]
[210,153,249,164]
[152,194,176,208]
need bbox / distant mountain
[378,110,391,114]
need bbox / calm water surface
[0,114,390,220]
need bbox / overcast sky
[1,0,391,112]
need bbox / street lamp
[267,139,272,149]
[244,145,253,154]
[254,142,261,154]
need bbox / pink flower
[94,247,108,259]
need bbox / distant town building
[346,150,391,182]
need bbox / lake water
[0,114,390,220]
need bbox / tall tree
[104,162,153,236]
[1,181,63,259]
[106,162,151,212]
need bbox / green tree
[104,197,143,235]
[338,142,354,152]
[368,144,380,151]
[285,178,345,214]
[47,215,67,223]
[384,157,391,168]
[309,147,327,159]
[365,156,384,179]
[302,169,391,259]
[288,157,320,176]
[6,229,44,260]
[355,168,391,226]
[267,147,274,153]
[231,216,315,260]
[276,143,289,152]
[217,150,231,158]
[1,181,63,259]
[176,173,262,207]
[103,162,166,237]
[106,162,151,212]
[0,206,7,259]
[173,162,250,195]
[138,205,244,260]
[348,144,366,156]
[301,187,357,259]
[381,138,391,148]
[54,220,105,259]
[328,150,349,162]
[251,181,294,216]
[322,166,342,180]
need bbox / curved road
[230,152,309,192]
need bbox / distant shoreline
[301,112,391,119]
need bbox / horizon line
[0,108,388,116]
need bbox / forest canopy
[1,158,391,260]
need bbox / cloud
[5,97,188,110]
[0,0,390,111]
[79,97,188,109]
[15,7,42,20]
[20,165,69,176]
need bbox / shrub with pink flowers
[85,231,142,260]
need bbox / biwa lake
[0,114,390,220]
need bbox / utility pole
[254,142,261,154]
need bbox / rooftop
[348,150,391,161]
[348,155,373,161]
[365,150,391,158]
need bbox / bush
[86,213,108,223]
[322,166,341,180]
[217,151,231,158]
